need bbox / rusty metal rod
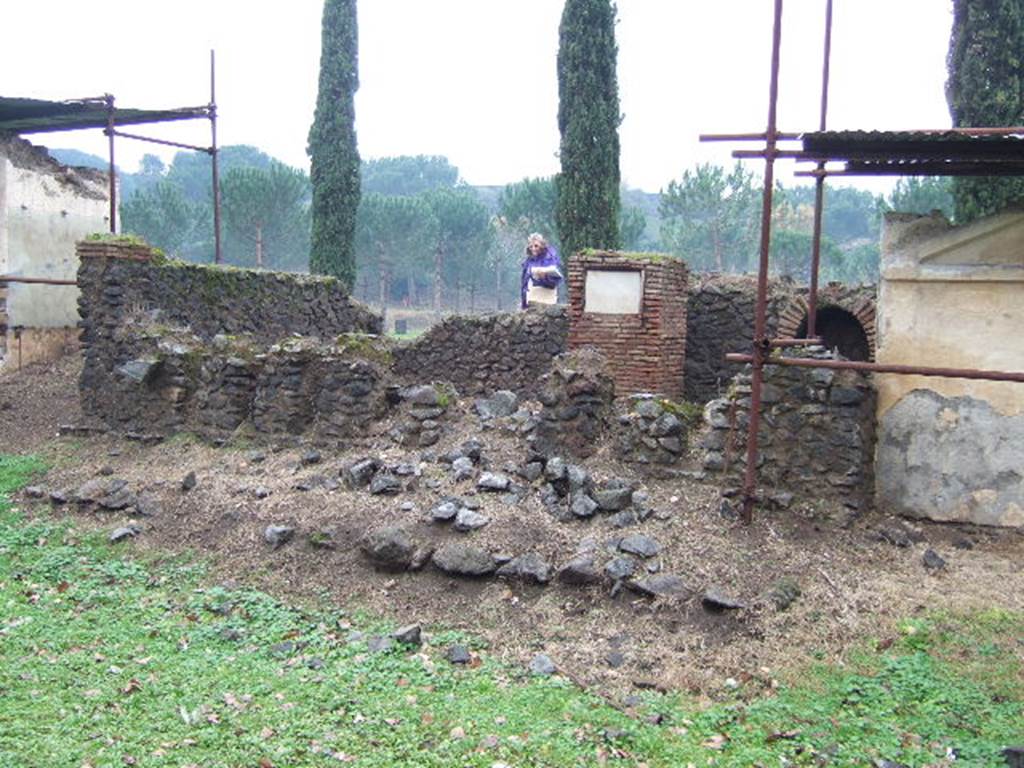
[211,49,222,265]
[110,129,212,154]
[769,337,822,348]
[807,0,834,340]
[741,0,785,525]
[0,275,77,286]
[105,94,116,234]
[725,353,1024,384]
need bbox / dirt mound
[7,354,1024,702]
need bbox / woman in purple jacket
[520,233,563,309]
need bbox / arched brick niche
[777,288,877,361]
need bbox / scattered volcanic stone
[593,487,633,512]
[300,449,322,466]
[477,472,511,492]
[431,500,460,522]
[571,493,598,518]
[702,587,747,611]
[922,549,947,570]
[181,471,197,492]
[628,574,687,598]
[451,457,475,482]
[370,473,402,495]
[529,653,556,676]
[619,534,660,559]
[558,554,601,585]
[432,543,497,577]
[392,624,422,646]
[109,525,141,543]
[264,525,295,549]
[446,644,472,664]
[360,526,416,570]
[605,557,637,582]
[454,508,490,532]
[495,553,552,584]
[344,457,380,487]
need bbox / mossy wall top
[76,240,382,343]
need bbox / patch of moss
[658,398,703,426]
[434,382,458,409]
[578,248,679,264]
[334,333,393,366]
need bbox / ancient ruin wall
[391,305,569,396]
[700,348,877,510]
[77,240,384,433]
[685,275,876,404]
[567,251,688,401]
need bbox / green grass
[0,457,1021,767]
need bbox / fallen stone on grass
[605,557,637,582]
[109,524,141,543]
[495,553,552,584]
[702,587,747,611]
[475,390,518,420]
[627,574,687,598]
[570,493,598,518]
[299,449,322,466]
[593,486,633,512]
[49,489,70,505]
[430,499,460,522]
[557,554,601,585]
[369,473,402,495]
[23,486,45,499]
[446,644,472,664]
[477,472,511,492]
[528,653,556,676]
[922,549,947,570]
[769,578,801,611]
[451,456,475,482]
[392,624,422,646]
[264,525,295,548]
[454,508,490,532]
[343,457,380,488]
[432,542,497,577]
[619,534,660,559]
[368,636,394,653]
[360,526,416,570]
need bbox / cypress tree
[946,0,1024,222]
[308,0,360,287]
[556,0,621,257]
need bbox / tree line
[111,147,955,309]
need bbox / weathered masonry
[875,211,1024,528]
[1,136,107,369]
[567,251,688,401]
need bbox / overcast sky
[3,1,953,193]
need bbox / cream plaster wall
[0,137,108,369]
[875,210,1024,527]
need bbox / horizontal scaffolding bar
[769,337,822,348]
[0,275,77,286]
[724,353,1024,384]
[110,128,212,154]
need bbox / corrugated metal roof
[0,96,209,135]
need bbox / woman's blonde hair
[527,232,547,248]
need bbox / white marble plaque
[584,269,643,314]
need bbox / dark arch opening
[796,305,870,361]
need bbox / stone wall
[685,275,876,405]
[78,240,384,435]
[699,348,876,510]
[391,305,568,396]
[567,251,688,400]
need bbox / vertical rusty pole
[807,0,834,339]
[740,0,785,524]
[105,94,116,233]
[210,49,223,264]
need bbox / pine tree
[946,0,1024,222]
[556,0,621,257]
[308,0,360,287]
